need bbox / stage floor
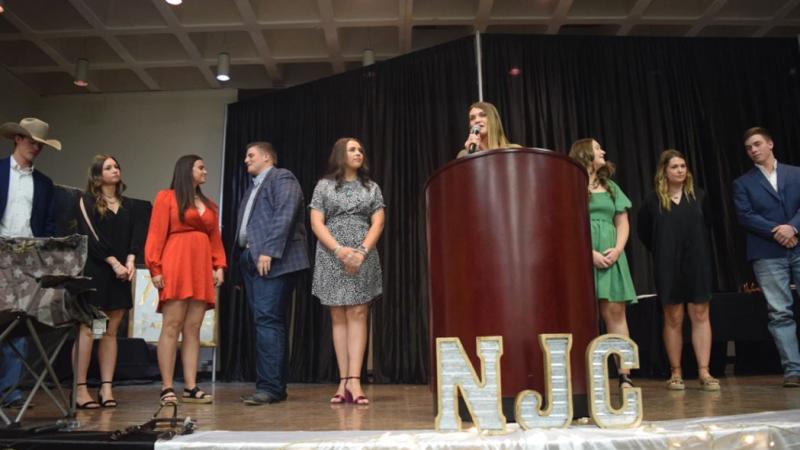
[11,374,800,432]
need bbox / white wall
[33,89,237,205]
[0,67,41,126]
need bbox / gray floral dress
[310,178,384,306]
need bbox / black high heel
[75,382,100,409]
[98,381,117,408]
[618,374,634,389]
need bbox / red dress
[144,189,227,312]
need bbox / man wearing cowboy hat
[0,117,61,408]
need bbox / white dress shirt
[756,159,778,192]
[0,157,35,238]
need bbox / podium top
[425,147,587,191]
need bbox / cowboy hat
[0,117,62,151]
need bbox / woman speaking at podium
[456,102,520,158]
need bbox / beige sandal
[699,375,720,391]
[666,375,685,390]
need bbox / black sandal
[75,383,100,410]
[98,381,118,408]
[182,386,213,404]
[160,387,178,406]
[619,374,635,389]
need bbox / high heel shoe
[75,383,100,409]
[98,381,117,408]
[330,378,348,404]
[344,376,369,405]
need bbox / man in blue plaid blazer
[236,142,309,405]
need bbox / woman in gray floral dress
[310,137,385,405]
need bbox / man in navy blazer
[733,126,800,387]
[236,141,309,405]
[0,117,60,408]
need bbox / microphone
[468,125,480,154]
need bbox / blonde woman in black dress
[638,149,719,391]
[310,137,385,405]
[74,155,144,408]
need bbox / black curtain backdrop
[219,34,800,383]
[219,37,477,383]
[482,34,800,295]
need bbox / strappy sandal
[344,377,369,405]
[98,381,118,408]
[618,374,634,389]
[666,375,685,390]
[330,379,348,404]
[699,369,720,391]
[182,386,213,404]
[75,382,100,409]
[160,387,178,406]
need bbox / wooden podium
[425,148,598,419]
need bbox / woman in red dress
[145,154,226,405]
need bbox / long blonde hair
[86,154,126,216]
[469,102,512,149]
[654,149,695,211]
[568,138,616,199]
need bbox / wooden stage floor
[14,375,800,432]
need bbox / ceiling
[1,0,799,95]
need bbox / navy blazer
[733,162,800,261]
[0,156,55,237]
[236,167,309,278]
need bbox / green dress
[588,180,637,303]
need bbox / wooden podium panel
[426,148,598,408]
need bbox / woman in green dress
[569,138,637,389]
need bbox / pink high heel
[344,376,369,405]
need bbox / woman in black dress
[74,155,144,408]
[638,149,719,391]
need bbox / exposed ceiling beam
[232,0,281,85]
[547,0,574,35]
[686,0,731,37]
[618,0,655,35]
[318,0,345,74]
[1,9,101,93]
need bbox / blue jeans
[240,251,296,399]
[0,337,27,403]
[752,253,800,377]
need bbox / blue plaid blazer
[236,167,309,278]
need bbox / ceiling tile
[333,0,398,20]
[188,31,258,59]
[764,25,800,37]
[171,0,243,26]
[628,25,692,37]
[249,0,320,22]
[83,0,166,28]
[643,0,715,18]
[559,24,621,35]
[279,62,333,86]
[490,0,555,18]
[118,33,190,62]
[413,0,479,19]
[44,36,124,64]
[484,25,548,34]
[0,40,56,67]
[146,66,211,90]
[696,25,760,37]
[411,25,473,51]
[717,0,787,19]
[339,26,399,56]
[263,28,327,58]
[0,16,20,33]
[6,0,92,31]
[569,0,637,17]
[15,71,86,96]
[91,68,150,92]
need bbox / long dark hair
[86,154,126,216]
[324,137,372,189]
[170,154,213,222]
